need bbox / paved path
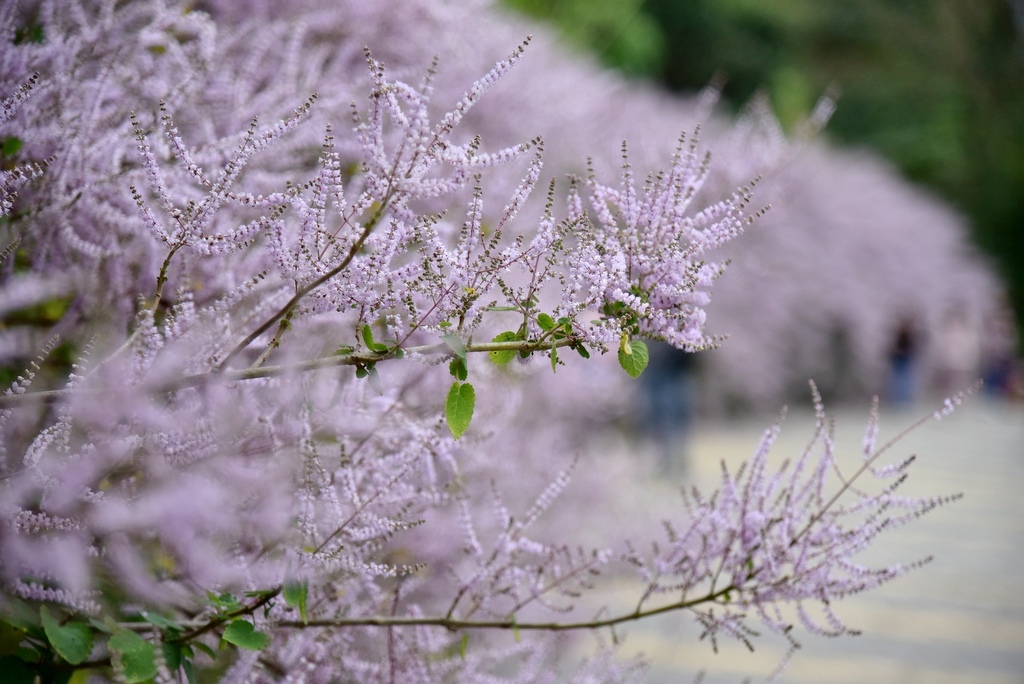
[603,398,1024,683]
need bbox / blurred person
[888,317,920,407]
[639,341,696,473]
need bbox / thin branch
[88,242,185,373]
[170,588,282,645]
[216,190,392,371]
[277,586,735,633]
[790,409,940,546]
[60,589,283,673]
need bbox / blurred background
[499,3,1024,682]
[504,0,1024,414]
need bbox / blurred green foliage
[502,0,665,76]
[504,0,1024,344]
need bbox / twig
[278,586,735,633]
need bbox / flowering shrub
[0,1,966,682]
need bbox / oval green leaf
[361,325,388,353]
[445,381,475,439]
[0,137,23,158]
[222,619,268,652]
[108,629,157,682]
[40,607,93,666]
[283,580,309,625]
[449,356,468,381]
[442,333,467,360]
[488,331,518,366]
[617,339,649,378]
[0,619,27,656]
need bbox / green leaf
[445,381,475,440]
[40,607,93,666]
[208,592,243,612]
[449,356,468,381]
[221,620,268,651]
[549,346,558,372]
[162,641,182,671]
[488,332,519,366]
[361,325,388,353]
[0,137,23,158]
[0,598,38,632]
[0,619,26,657]
[458,633,469,660]
[536,313,556,331]
[283,580,309,625]
[573,343,590,359]
[192,641,216,660]
[108,630,157,683]
[441,333,467,361]
[13,24,44,45]
[182,655,198,684]
[617,339,649,378]
[139,611,175,630]
[86,619,113,635]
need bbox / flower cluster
[626,384,962,655]
[563,135,755,351]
